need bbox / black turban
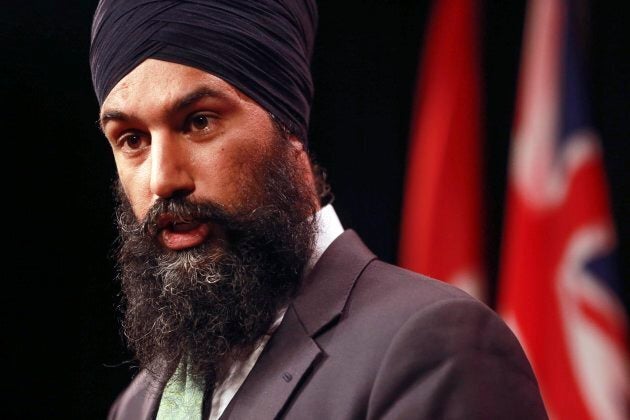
[90,0,318,142]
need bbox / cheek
[189,148,245,208]
[116,161,153,220]
[190,140,269,209]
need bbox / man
[90,0,547,419]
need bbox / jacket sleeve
[365,298,548,420]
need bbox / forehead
[101,58,251,113]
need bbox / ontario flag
[398,0,485,301]
[498,0,629,419]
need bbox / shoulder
[344,260,547,418]
[350,259,529,368]
[314,230,508,346]
[349,258,486,324]
[300,243,547,418]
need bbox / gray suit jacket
[108,230,547,419]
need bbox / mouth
[155,213,211,251]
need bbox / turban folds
[90,0,318,142]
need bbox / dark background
[2,1,627,418]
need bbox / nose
[149,134,195,199]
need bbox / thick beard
[114,137,317,388]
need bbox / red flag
[399,0,485,300]
[498,0,629,418]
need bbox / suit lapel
[114,368,166,420]
[222,230,376,419]
[220,305,321,419]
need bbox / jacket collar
[292,229,376,336]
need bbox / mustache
[141,197,233,238]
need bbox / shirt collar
[304,204,344,276]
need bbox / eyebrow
[174,87,232,112]
[99,86,233,132]
[99,110,127,132]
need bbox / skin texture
[100,58,318,248]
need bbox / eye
[117,132,149,153]
[124,134,143,149]
[191,114,209,130]
[185,112,217,134]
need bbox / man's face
[100,58,307,250]
[99,59,319,384]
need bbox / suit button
[282,372,293,382]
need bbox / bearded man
[90,1,547,419]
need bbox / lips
[171,220,202,232]
[155,214,211,250]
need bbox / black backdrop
[3,1,628,418]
